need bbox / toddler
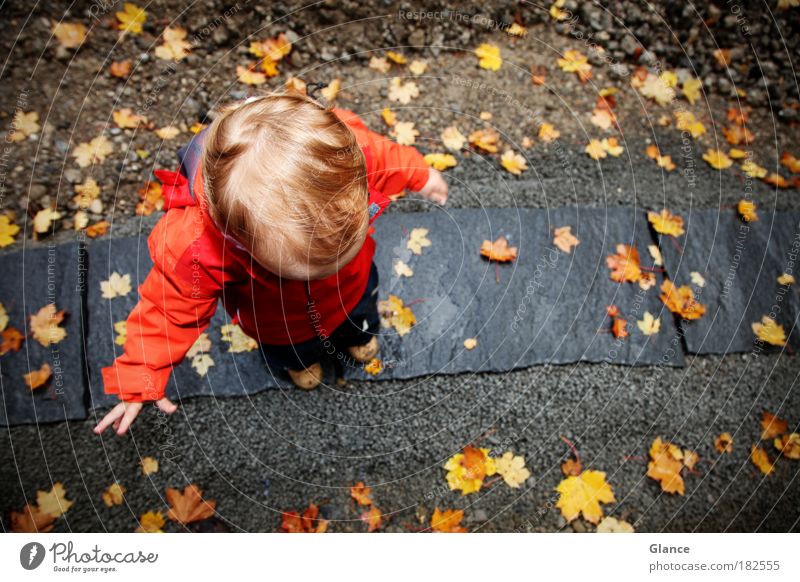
[94,93,448,436]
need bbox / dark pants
[261,262,380,371]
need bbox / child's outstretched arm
[94,217,224,436]
[333,109,449,204]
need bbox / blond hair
[202,92,368,278]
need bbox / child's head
[202,93,369,280]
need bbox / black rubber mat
[658,209,800,354]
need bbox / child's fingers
[93,404,125,434]
[116,403,142,436]
[156,397,177,414]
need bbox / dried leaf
[407,227,431,255]
[10,504,55,533]
[136,511,165,533]
[637,312,661,336]
[494,452,531,488]
[392,121,418,146]
[441,126,466,150]
[761,411,788,440]
[53,22,87,48]
[166,484,217,524]
[469,129,499,153]
[555,470,615,524]
[141,456,159,475]
[378,295,416,336]
[660,280,706,320]
[221,324,258,352]
[102,483,126,507]
[444,446,496,495]
[116,3,147,35]
[100,272,132,299]
[606,244,642,283]
[430,508,467,533]
[553,225,580,254]
[596,516,634,533]
[714,432,734,454]
[72,135,113,167]
[500,149,528,175]
[752,316,786,347]
[557,49,592,83]
[648,209,684,237]
[350,482,373,506]
[0,215,21,247]
[480,236,518,263]
[750,445,775,476]
[37,483,74,518]
[30,304,67,346]
[388,77,420,104]
[703,148,733,170]
[360,506,383,532]
[474,43,502,70]
[24,362,52,390]
[647,437,685,495]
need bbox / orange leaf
[750,445,775,475]
[760,411,788,440]
[780,152,800,174]
[85,221,110,238]
[360,506,383,532]
[660,280,706,320]
[281,502,328,533]
[109,60,132,78]
[606,244,642,283]
[24,362,52,390]
[30,303,67,347]
[166,484,217,524]
[0,327,24,355]
[480,236,517,263]
[561,457,583,477]
[350,482,373,506]
[647,437,686,495]
[611,317,628,339]
[430,508,467,533]
[10,504,55,533]
[722,125,754,146]
[647,209,684,237]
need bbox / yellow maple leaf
[0,215,21,247]
[378,295,417,336]
[136,510,165,533]
[741,159,767,179]
[387,77,420,104]
[381,108,397,127]
[221,324,257,352]
[407,227,431,255]
[596,516,634,533]
[638,73,675,105]
[674,111,706,138]
[557,49,592,83]
[474,43,502,71]
[480,236,518,262]
[408,59,427,75]
[602,137,624,157]
[102,482,126,507]
[30,303,67,346]
[648,208,684,236]
[555,470,615,523]
[444,446,497,495]
[703,148,733,170]
[191,354,215,376]
[538,122,560,142]
[750,445,775,475]
[682,77,703,104]
[116,2,147,35]
[72,135,113,167]
[494,452,531,488]
[637,312,661,336]
[10,110,40,142]
[236,65,266,85]
[369,56,391,73]
[100,272,132,299]
[553,225,579,254]
[424,153,457,171]
[155,126,180,140]
[114,320,127,346]
[37,483,74,518]
[141,456,159,475]
[751,316,786,346]
[392,121,418,146]
[320,78,341,101]
[113,108,145,131]
[53,22,87,49]
[155,26,191,61]
[738,199,758,222]
[500,149,528,175]
[585,139,607,160]
[73,177,101,210]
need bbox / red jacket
[102,109,429,403]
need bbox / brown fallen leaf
[750,445,775,476]
[760,411,788,440]
[166,484,217,524]
[24,362,52,390]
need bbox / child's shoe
[347,337,379,363]
[288,362,323,390]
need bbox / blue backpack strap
[176,130,207,201]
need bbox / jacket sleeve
[101,216,222,403]
[334,108,431,196]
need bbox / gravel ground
[2,1,800,533]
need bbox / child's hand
[418,168,449,205]
[93,397,177,436]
